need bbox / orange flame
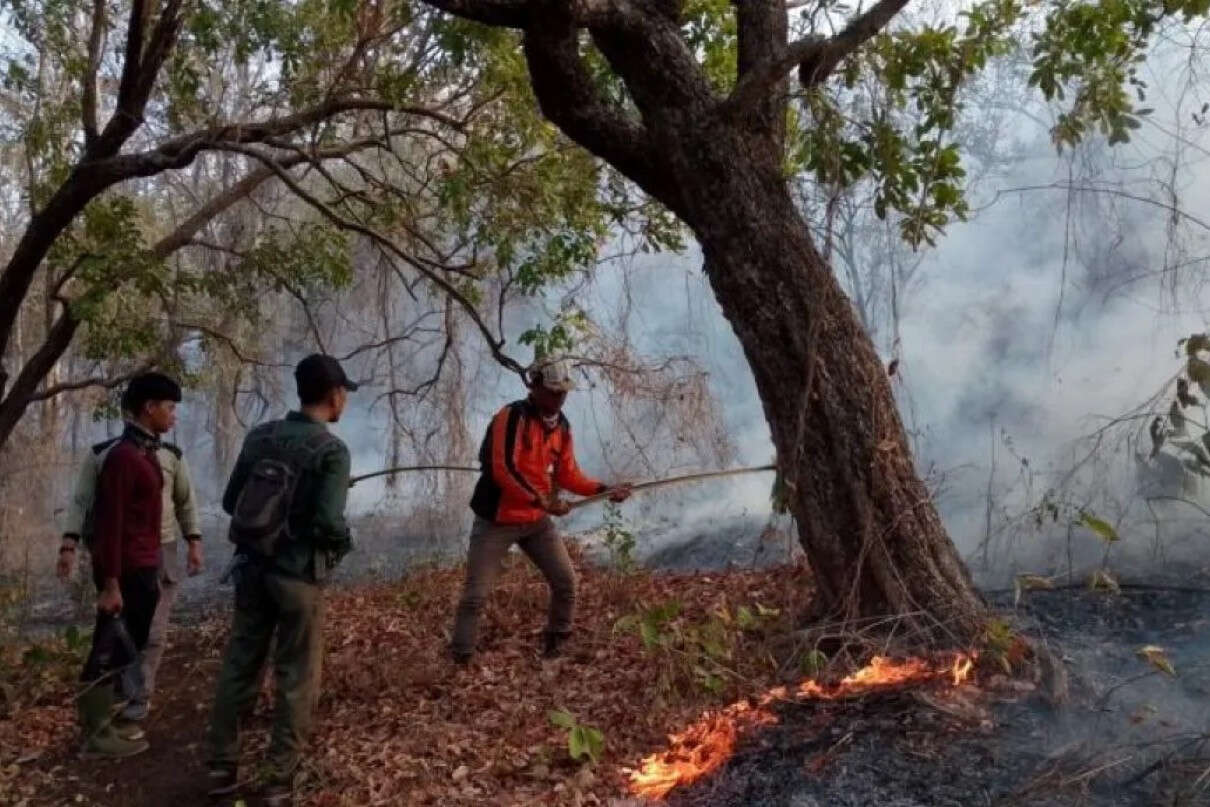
[629,653,975,799]
[952,654,974,686]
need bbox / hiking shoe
[206,766,239,798]
[449,647,472,667]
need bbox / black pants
[81,567,160,684]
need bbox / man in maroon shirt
[76,372,181,758]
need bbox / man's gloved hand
[608,483,633,503]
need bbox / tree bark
[666,129,984,639]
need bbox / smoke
[60,27,1210,586]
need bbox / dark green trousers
[208,568,323,779]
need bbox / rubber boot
[78,683,149,759]
[541,630,571,659]
[111,717,146,742]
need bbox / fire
[952,654,974,686]
[628,702,777,800]
[628,652,976,800]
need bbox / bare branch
[374,325,454,402]
[0,315,81,439]
[174,321,290,368]
[725,0,910,115]
[82,0,106,146]
[25,360,156,403]
[102,97,465,180]
[218,143,527,376]
[153,137,396,257]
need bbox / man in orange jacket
[451,357,630,663]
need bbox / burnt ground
[667,586,1210,807]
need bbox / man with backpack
[207,354,356,806]
[451,356,631,665]
[57,380,203,729]
[74,372,183,758]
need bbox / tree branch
[98,0,188,154]
[112,0,148,118]
[725,0,910,115]
[174,321,290,368]
[420,0,531,26]
[0,314,81,444]
[735,0,790,143]
[420,0,647,28]
[82,0,106,146]
[99,97,460,181]
[25,361,156,404]
[219,142,527,376]
[522,16,655,191]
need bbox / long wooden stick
[348,464,480,486]
[348,463,777,506]
[566,464,777,510]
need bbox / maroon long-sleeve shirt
[92,436,163,580]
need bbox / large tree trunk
[673,129,985,640]
[419,0,987,643]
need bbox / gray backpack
[228,424,334,558]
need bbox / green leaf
[21,645,49,666]
[801,649,828,677]
[1137,645,1176,677]
[568,725,604,762]
[548,708,576,730]
[1080,512,1119,543]
[639,618,661,649]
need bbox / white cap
[531,357,575,392]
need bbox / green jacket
[61,425,201,545]
[222,411,352,581]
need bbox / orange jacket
[470,400,605,525]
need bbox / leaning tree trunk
[417,0,985,644]
[673,128,985,641]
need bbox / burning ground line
[626,651,977,799]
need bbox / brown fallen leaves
[1,544,811,806]
[307,547,809,805]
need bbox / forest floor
[2,543,1208,806]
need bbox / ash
[667,585,1210,806]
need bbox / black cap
[295,354,358,403]
[124,372,182,412]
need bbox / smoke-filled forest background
[4,1,1210,606]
